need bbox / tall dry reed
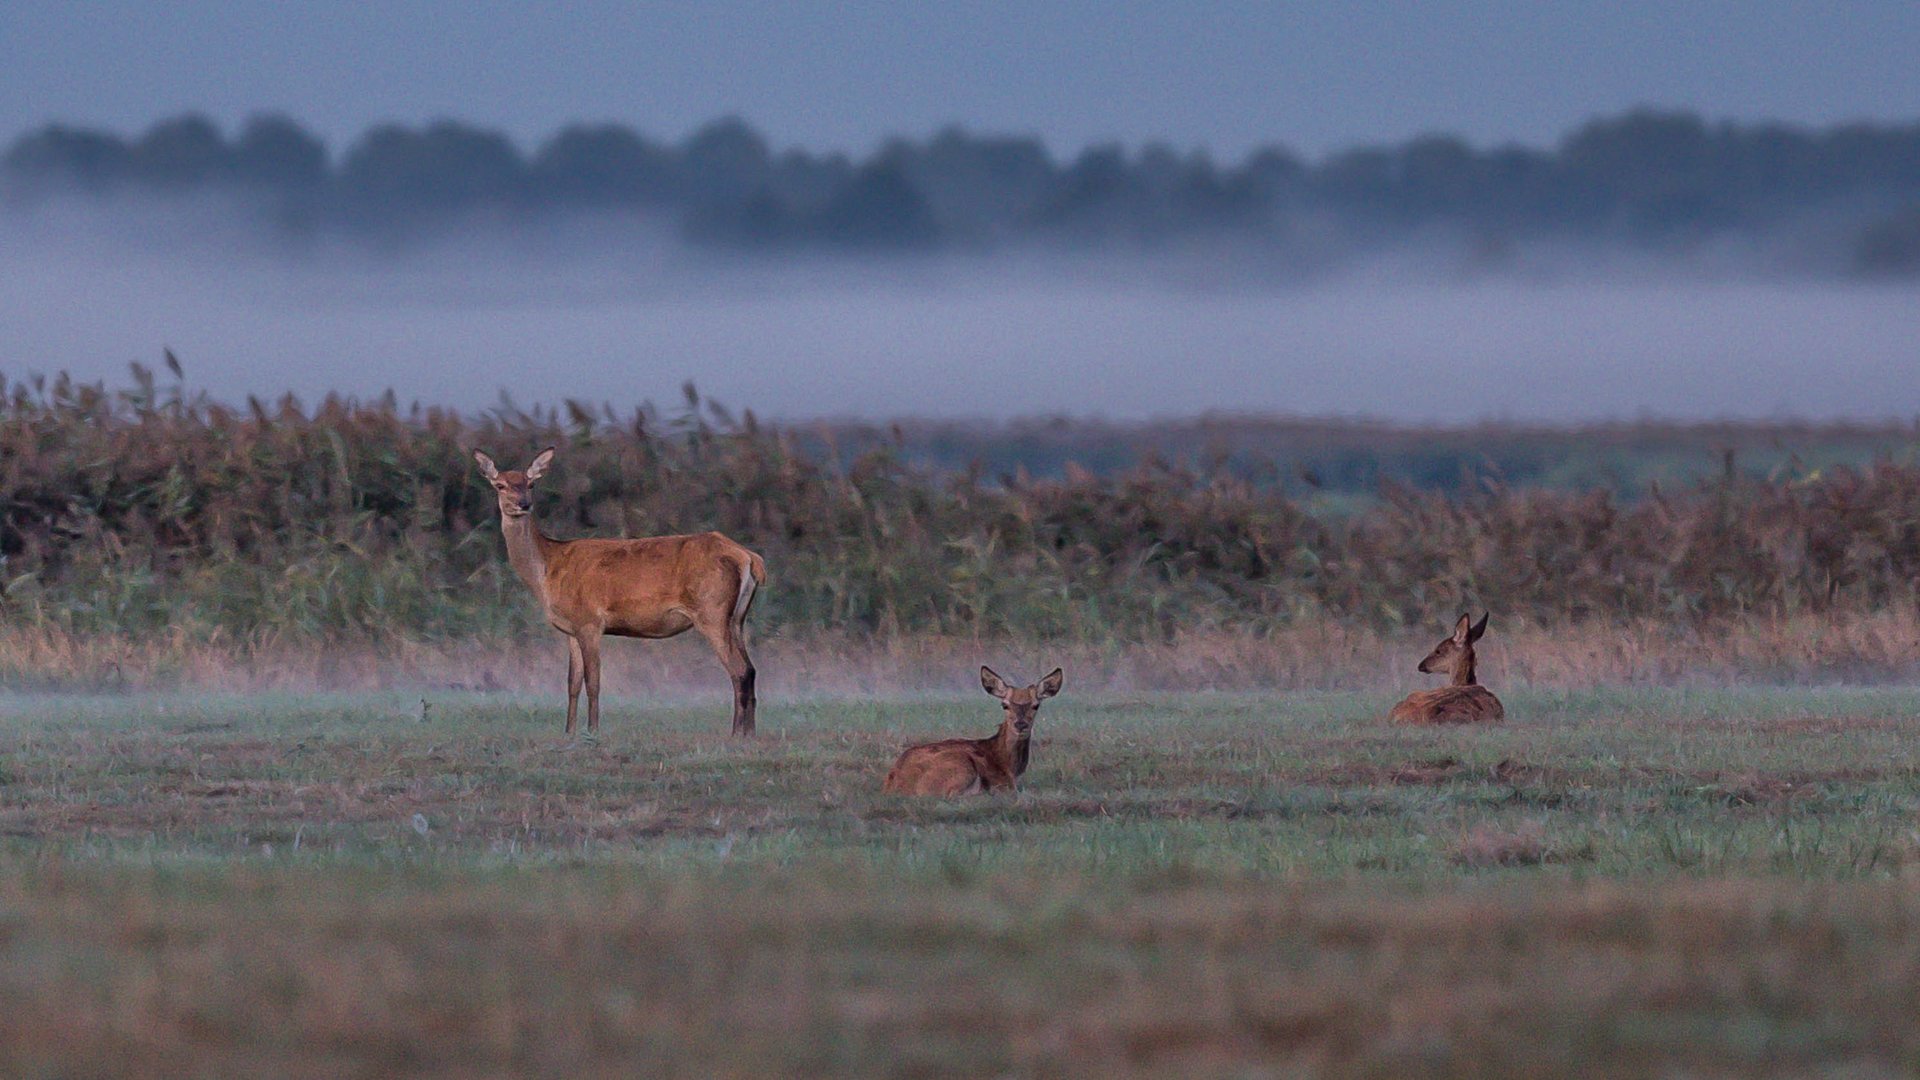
[3,369,1919,671]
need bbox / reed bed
[3,369,1920,687]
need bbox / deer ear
[980,666,1009,698]
[1468,611,1490,643]
[1036,668,1064,700]
[1452,612,1473,645]
[473,450,499,480]
[525,446,556,482]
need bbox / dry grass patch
[0,868,1916,1077]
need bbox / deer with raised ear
[473,447,767,737]
[882,666,1064,795]
[1388,612,1504,724]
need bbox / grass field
[1,684,1919,1076]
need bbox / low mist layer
[4,219,1919,420]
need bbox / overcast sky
[4,1,1919,158]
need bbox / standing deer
[882,666,1064,795]
[1388,612,1504,724]
[473,447,767,737]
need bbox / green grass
[3,686,1916,876]
[2,686,1920,1076]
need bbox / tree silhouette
[813,162,940,248]
[680,117,771,204]
[233,114,327,189]
[530,124,678,206]
[3,124,134,194]
[338,121,524,227]
[132,115,233,188]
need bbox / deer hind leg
[939,758,988,797]
[695,616,756,738]
[577,627,605,735]
[564,634,585,735]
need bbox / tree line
[5,110,1920,271]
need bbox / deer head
[1416,612,1489,684]
[473,447,554,519]
[980,665,1064,734]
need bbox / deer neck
[498,512,555,601]
[1451,649,1478,687]
[991,721,1033,777]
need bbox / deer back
[541,532,757,630]
[882,737,995,796]
[1389,685,1505,725]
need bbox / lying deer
[882,666,1064,795]
[1388,612,1505,724]
[474,447,766,737]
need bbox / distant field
[1,686,1918,1075]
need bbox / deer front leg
[565,634,585,735]
[578,628,604,735]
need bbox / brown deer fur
[1388,612,1504,725]
[474,447,767,737]
[882,667,1064,795]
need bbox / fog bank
[5,226,1919,422]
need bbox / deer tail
[733,551,764,626]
